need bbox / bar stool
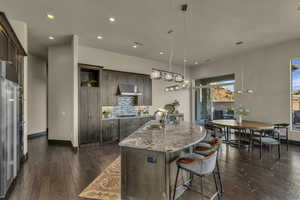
[173,150,220,200]
[194,138,223,195]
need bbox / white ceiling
[1,0,300,66]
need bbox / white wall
[27,55,47,135]
[48,43,75,142]
[190,38,300,140]
[10,19,28,155]
[78,46,191,122]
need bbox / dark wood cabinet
[0,12,26,84]
[79,64,102,145]
[0,27,8,61]
[101,120,119,143]
[102,70,118,106]
[119,117,151,141]
[102,69,152,106]
[80,87,101,144]
[142,76,152,105]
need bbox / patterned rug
[79,157,121,200]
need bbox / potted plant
[235,105,250,124]
[82,80,97,87]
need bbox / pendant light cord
[168,0,175,73]
[183,7,187,79]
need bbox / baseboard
[21,152,28,164]
[28,131,47,139]
[48,139,78,153]
[48,139,72,146]
[288,140,300,146]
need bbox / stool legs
[216,160,224,195]
[173,167,180,200]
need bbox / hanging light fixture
[151,0,184,86]
[236,64,254,94]
[151,69,161,79]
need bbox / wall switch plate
[147,156,157,164]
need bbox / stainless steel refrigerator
[0,60,20,198]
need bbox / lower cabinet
[101,120,119,143]
[101,117,152,143]
[119,117,152,141]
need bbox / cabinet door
[120,119,141,140]
[79,88,89,144]
[0,27,8,61]
[101,120,119,143]
[143,77,152,105]
[102,70,118,106]
[6,39,18,83]
[87,87,100,143]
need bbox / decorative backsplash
[112,96,137,116]
[102,96,150,117]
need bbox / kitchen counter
[119,120,206,152]
[119,120,207,200]
[101,115,153,120]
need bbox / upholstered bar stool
[194,138,223,195]
[173,150,220,200]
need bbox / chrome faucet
[153,108,169,128]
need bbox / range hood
[117,84,142,96]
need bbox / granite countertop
[119,120,207,153]
[102,115,153,121]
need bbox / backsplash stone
[112,96,137,116]
[102,96,150,117]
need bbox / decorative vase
[237,115,243,124]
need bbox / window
[291,60,300,130]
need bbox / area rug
[79,156,121,200]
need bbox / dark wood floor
[8,136,300,200]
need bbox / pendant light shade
[175,74,184,82]
[151,69,161,79]
[164,72,173,81]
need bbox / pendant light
[151,0,184,84]
[236,64,254,94]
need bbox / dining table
[211,119,274,149]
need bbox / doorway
[195,74,235,125]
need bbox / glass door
[195,75,235,125]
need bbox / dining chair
[173,150,220,200]
[251,129,281,159]
[274,123,289,151]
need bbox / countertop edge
[102,115,153,120]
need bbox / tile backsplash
[102,96,150,117]
[113,96,137,116]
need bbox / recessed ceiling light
[97,35,103,39]
[109,17,116,22]
[236,41,244,45]
[194,61,199,65]
[160,51,164,55]
[132,45,138,48]
[49,36,55,40]
[47,14,55,19]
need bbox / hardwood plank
[7,136,300,200]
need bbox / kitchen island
[119,120,207,200]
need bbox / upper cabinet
[101,69,152,106]
[102,70,118,106]
[0,12,27,84]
